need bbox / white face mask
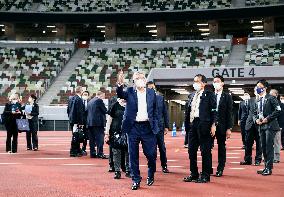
[135,79,146,88]
[281,99,284,104]
[193,83,201,91]
[82,96,89,101]
[11,99,18,104]
[213,83,222,91]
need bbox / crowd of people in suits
[2,70,283,191]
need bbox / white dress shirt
[136,89,149,121]
[215,91,222,111]
[258,93,266,117]
[190,90,204,122]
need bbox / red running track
[0,131,283,197]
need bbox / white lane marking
[227,153,241,155]
[229,168,245,170]
[0,163,22,165]
[230,162,241,164]
[24,158,71,160]
[168,160,178,162]
[228,147,244,149]
[168,166,183,168]
[232,150,245,152]
[61,164,95,166]
[227,157,240,159]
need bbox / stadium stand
[51,41,230,104]
[0,46,73,104]
[0,0,33,11]
[245,0,279,6]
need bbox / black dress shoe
[254,161,261,166]
[195,176,210,183]
[216,170,223,177]
[90,154,97,158]
[114,171,121,179]
[131,182,140,190]
[108,167,115,172]
[125,171,131,178]
[240,161,252,165]
[257,169,265,174]
[162,166,170,173]
[97,154,108,159]
[210,168,214,175]
[146,177,154,186]
[262,169,272,176]
[183,174,199,182]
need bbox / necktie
[259,97,263,113]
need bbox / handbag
[16,118,30,132]
[112,132,128,150]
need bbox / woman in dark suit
[3,93,22,153]
[25,94,39,151]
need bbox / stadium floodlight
[52,30,58,33]
[201,33,210,36]
[250,20,262,23]
[152,34,157,37]
[149,30,157,33]
[252,26,263,29]
[146,25,156,28]
[97,25,105,28]
[199,28,210,32]
[253,30,264,33]
[197,23,208,26]
[47,25,56,28]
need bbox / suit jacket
[238,100,250,123]
[27,103,39,131]
[3,102,23,129]
[116,85,159,134]
[216,91,233,133]
[67,95,84,125]
[277,102,284,129]
[245,98,257,131]
[184,90,217,135]
[87,97,107,127]
[252,94,281,131]
[156,94,169,132]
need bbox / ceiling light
[197,23,208,26]
[152,34,157,37]
[1,29,5,32]
[42,30,46,34]
[149,30,157,33]
[171,88,186,91]
[0,24,4,27]
[47,25,56,28]
[146,25,156,28]
[253,30,264,33]
[234,101,241,104]
[199,28,210,32]
[250,20,263,23]
[52,30,57,33]
[201,33,210,36]
[252,26,263,29]
[101,30,105,33]
[229,83,245,86]
[97,25,105,28]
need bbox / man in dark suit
[253,79,281,176]
[240,90,262,166]
[67,86,85,157]
[81,90,90,156]
[183,74,217,184]
[212,75,233,177]
[117,71,159,190]
[87,91,107,159]
[279,95,284,150]
[147,81,170,174]
[238,93,251,149]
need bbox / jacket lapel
[132,87,138,109]
[218,92,225,110]
[263,94,269,110]
[146,88,151,113]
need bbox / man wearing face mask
[87,91,108,159]
[238,93,251,149]
[81,90,90,156]
[240,87,262,166]
[279,95,284,150]
[147,81,170,174]
[212,75,233,177]
[269,89,281,163]
[253,80,281,176]
[116,71,158,190]
[183,74,217,183]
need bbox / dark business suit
[238,100,250,147]
[117,85,159,183]
[3,102,22,153]
[253,94,281,170]
[82,99,89,152]
[278,103,284,148]
[243,98,262,163]
[67,95,85,156]
[184,90,217,179]
[26,103,39,150]
[215,92,233,172]
[156,94,169,168]
[87,97,107,157]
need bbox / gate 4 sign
[212,67,256,78]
